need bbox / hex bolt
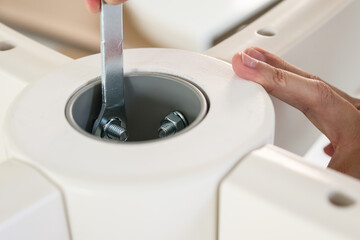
[158,122,177,138]
[104,118,128,142]
[158,111,188,138]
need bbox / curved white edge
[4,49,275,183]
[219,144,360,240]
[0,160,70,240]
[0,23,72,85]
[205,0,352,63]
[4,49,275,240]
[0,23,72,163]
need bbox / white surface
[304,135,331,168]
[1,1,359,238]
[220,145,360,240]
[4,48,274,240]
[206,0,359,155]
[0,23,72,163]
[127,0,279,51]
[0,160,70,240]
[0,24,72,240]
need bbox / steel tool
[92,1,128,141]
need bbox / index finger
[232,52,360,146]
[245,47,360,107]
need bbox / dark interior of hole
[329,192,355,207]
[0,41,15,51]
[71,75,204,142]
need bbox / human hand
[86,0,128,13]
[232,47,360,179]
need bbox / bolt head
[161,111,188,132]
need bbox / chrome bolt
[104,118,128,141]
[158,111,188,138]
[158,122,177,138]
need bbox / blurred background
[0,0,156,58]
[0,0,280,58]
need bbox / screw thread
[105,122,128,141]
[158,122,177,138]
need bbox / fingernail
[246,48,266,62]
[242,52,259,68]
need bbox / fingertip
[232,53,243,76]
[85,0,101,13]
[232,52,262,82]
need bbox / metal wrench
[92,1,128,141]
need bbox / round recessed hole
[66,73,208,143]
[256,28,276,37]
[328,191,355,207]
[0,41,15,51]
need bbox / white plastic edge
[205,0,352,63]
[219,144,360,240]
[0,23,72,163]
[0,160,70,240]
[0,23,72,84]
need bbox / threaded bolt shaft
[158,122,177,138]
[104,118,128,141]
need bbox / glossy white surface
[127,0,279,51]
[0,23,71,163]
[304,135,331,168]
[0,161,70,240]
[4,49,274,240]
[1,0,360,239]
[220,145,360,240]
